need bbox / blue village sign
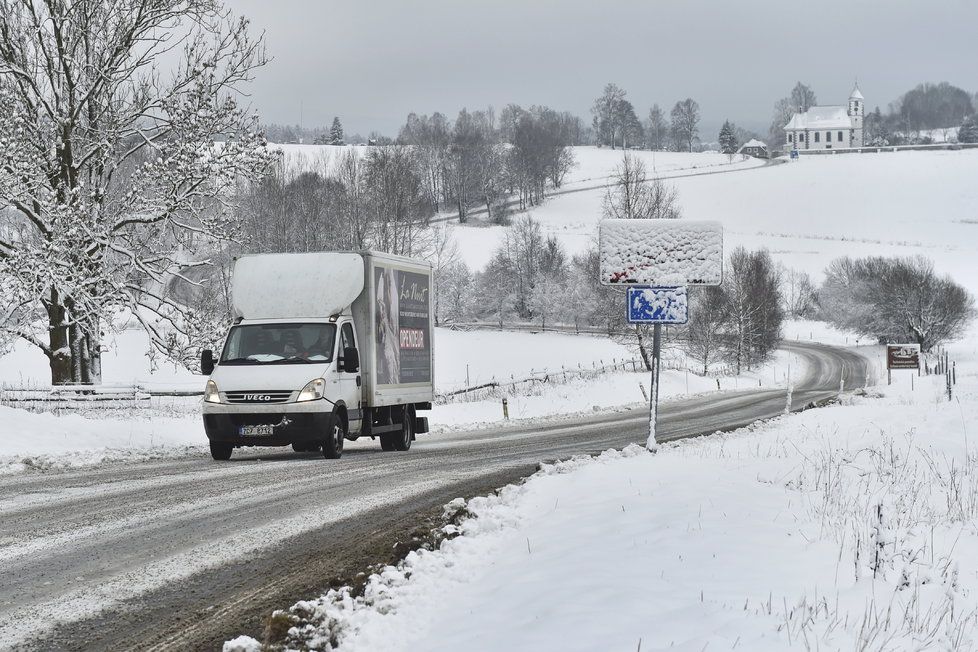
[627,286,688,324]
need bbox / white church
[784,84,864,151]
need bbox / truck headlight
[297,378,325,402]
[204,379,221,403]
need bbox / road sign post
[599,220,723,451]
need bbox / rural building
[737,139,768,158]
[785,84,864,151]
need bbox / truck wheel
[380,414,412,452]
[210,442,233,461]
[323,419,345,459]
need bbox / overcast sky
[227,0,978,138]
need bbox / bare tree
[428,224,461,326]
[646,104,668,150]
[399,112,450,212]
[723,248,784,373]
[0,0,273,384]
[670,98,701,152]
[364,146,430,256]
[683,286,729,375]
[602,153,681,220]
[779,265,818,318]
[790,82,818,112]
[769,97,795,153]
[820,256,974,351]
[591,83,628,148]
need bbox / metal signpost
[886,343,920,385]
[599,220,723,450]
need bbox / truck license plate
[239,424,275,436]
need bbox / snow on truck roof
[231,252,365,320]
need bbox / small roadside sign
[627,287,688,324]
[887,344,920,370]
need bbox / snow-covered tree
[718,120,738,157]
[0,0,274,384]
[329,116,345,145]
[959,114,978,144]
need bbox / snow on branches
[0,0,275,383]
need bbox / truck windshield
[219,323,337,365]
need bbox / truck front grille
[225,390,294,404]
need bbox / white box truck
[200,251,434,460]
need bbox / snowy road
[0,341,868,651]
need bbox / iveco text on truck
[200,251,434,460]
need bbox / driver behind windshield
[304,330,334,360]
[281,331,301,358]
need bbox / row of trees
[264,118,362,146]
[434,219,785,377]
[591,83,702,152]
[428,154,784,376]
[398,105,578,221]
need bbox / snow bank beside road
[248,353,978,652]
[0,406,201,473]
[1,325,808,472]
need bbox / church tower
[848,83,864,147]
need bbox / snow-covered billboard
[599,219,723,286]
[627,287,688,324]
[374,265,432,386]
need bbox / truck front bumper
[202,400,334,447]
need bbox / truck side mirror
[342,347,360,373]
[201,349,215,375]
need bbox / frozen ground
[233,343,978,652]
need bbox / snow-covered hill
[454,149,978,297]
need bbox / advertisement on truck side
[373,264,432,386]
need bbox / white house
[784,84,864,151]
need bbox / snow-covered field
[453,149,978,299]
[232,345,978,652]
[215,147,978,652]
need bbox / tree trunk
[86,332,103,384]
[636,325,653,371]
[46,293,72,385]
[69,321,84,384]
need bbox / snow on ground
[559,147,760,186]
[233,343,978,652]
[0,323,807,470]
[451,148,764,270]
[453,149,978,300]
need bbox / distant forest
[264,80,977,154]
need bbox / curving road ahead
[0,341,868,651]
